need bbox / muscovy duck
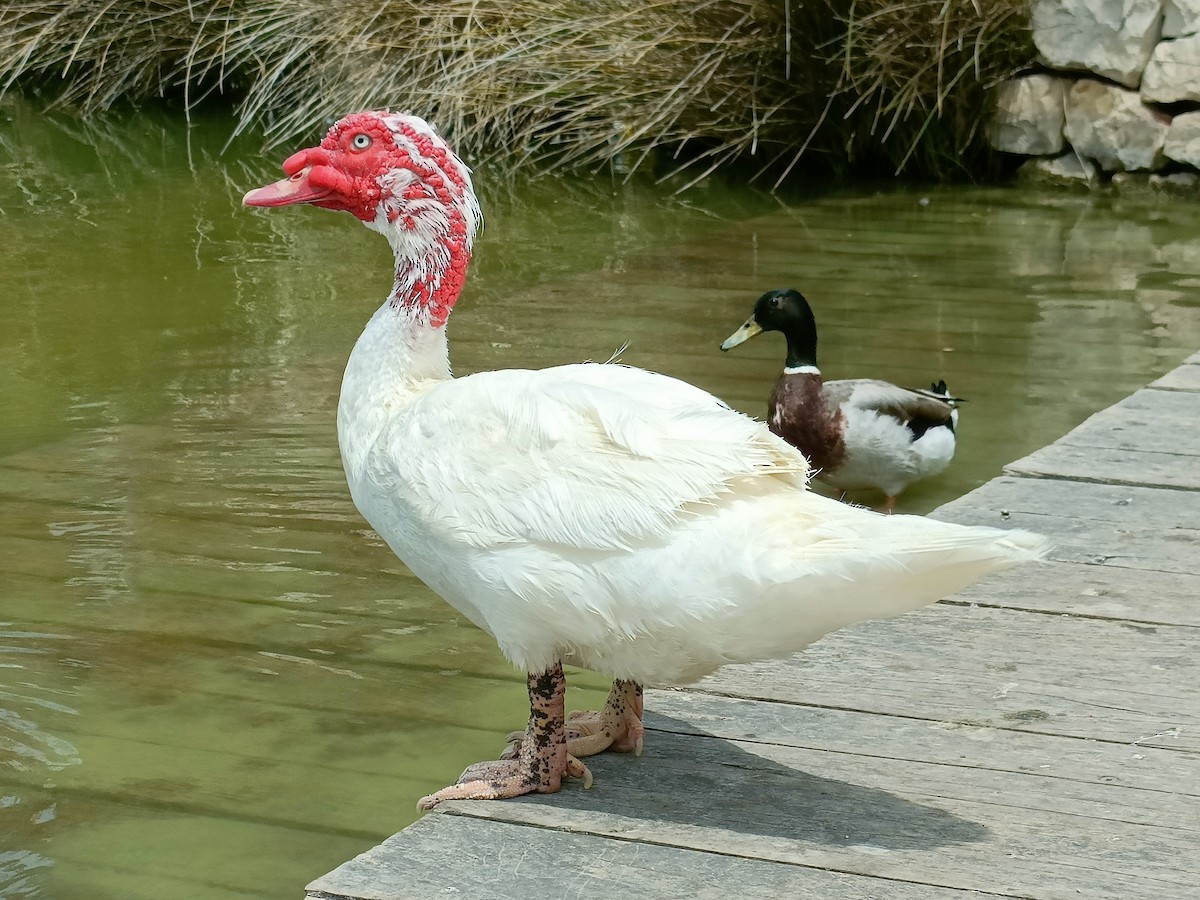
[722,288,962,511]
[244,112,1046,810]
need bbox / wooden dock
[306,352,1200,900]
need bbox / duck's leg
[568,679,645,756]
[417,662,592,811]
[506,678,644,759]
[881,495,898,514]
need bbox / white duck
[722,288,961,511]
[244,111,1047,811]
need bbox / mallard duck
[244,112,1045,811]
[722,288,961,511]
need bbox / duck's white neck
[337,301,451,482]
[336,214,470,481]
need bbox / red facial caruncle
[244,111,481,329]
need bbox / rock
[1064,79,1170,171]
[1164,110,1200,165]
[1142,34,1200,102]
[1163,0,1200,37]
[989,75,1066,155]
[1109,171,1158,194]
[1150,171,1200,193]
[1031,0,1164,88]
[1016,151,1099,187]
[1109,172,1200,196]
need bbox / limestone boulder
[1031,0,1163,88]
[1064,79,1170,171]
[1164,110,1200,166]
[989,74,1066,155]
[1163,0,1200,37]
[1143,34,1200,102]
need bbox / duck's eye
[350,133,372,151]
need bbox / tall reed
[0,0,1032,184]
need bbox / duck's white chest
[822,409,920,493]
[334,305,493,626]
[340,411,496,634]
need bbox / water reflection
[0,623,81,896]
[2,96,1200,898]
[0,636,81,772]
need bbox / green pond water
[2,99,1199,898]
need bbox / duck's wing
[377,363,809,552]
[826,378,956,432]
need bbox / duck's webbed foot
[567,679,645,756]
[506,678,644,760]
[418,663,591,811]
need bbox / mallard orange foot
[417,663,591,810]
[505,678,644,760]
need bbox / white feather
[291,113,1048,690]
[339,305,1046,683]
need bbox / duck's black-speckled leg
[567,679,645,756]
[506,679,644,759]
[417,663,591,811]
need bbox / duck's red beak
[242,167,332,207]
[243,148,340,208]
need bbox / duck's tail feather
[916,379,967,404]
[718,506,1049,664]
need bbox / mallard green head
[720,289,819,372]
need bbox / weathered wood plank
[933,476,1200,575]
[939,502,1200,573]
[1001,389,1200,488]
[1151,362,1200,392]
[645,690,1197,796]
[440,720,1198,900]
[945,561,1200,627]
[937,474,1200,530]
[307,812,1014,900]
[1039,388,1200,454]
[697,603,1199,751]
[1006,443,1200,489]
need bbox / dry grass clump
[825,0,1034,176]
[0,0,1032,184]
